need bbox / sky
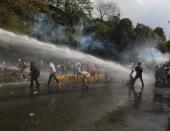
[91,0,170,39]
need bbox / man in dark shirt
[29,61,40,91]
[132,62,144,88]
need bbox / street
[0,80,169,131]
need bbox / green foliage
[0,0,49,33]
[153,27,166,41]
[160,40,170,53]
[85,19,110,40]
[48,0,93,25]
[134,23,152,39]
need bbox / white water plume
[0,28,151,81]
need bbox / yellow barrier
[56,75,107,81]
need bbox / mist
[138,47,170,64]
[0,28,132,81]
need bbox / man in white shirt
[48,62,60,86]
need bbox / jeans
[132,75,144,87]
[48,72,59,85]
[30,73,40,90]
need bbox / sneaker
[33,90,39,95]
[36,87,40,91]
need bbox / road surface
[0,80,169,131]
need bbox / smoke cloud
[138,47,170,64]
[31,13,170,65]
[32,13,68,43]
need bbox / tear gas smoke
[134,40,170,65]
[120,39,170,65]
[32,13,68,43]
[31,14,169,66]
[138,47,170,64]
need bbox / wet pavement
[0,80,169,131]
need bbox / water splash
[0,28,154,82]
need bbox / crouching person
[29,61,40,92]
[80,71,90,89]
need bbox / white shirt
[77,63,81,73]
[49,62,56,73]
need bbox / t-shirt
[50,62,56,73]
[135,66,143,76]
[76,63,81,72]
[30,65,40,77]
[90,64,96,72]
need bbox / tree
[95,0,120,21]
[166,41,170,52]
[119,18,133,33]
[154,27,166,41]
[105,2,120,21]
[134,23,152,39]
[84,18,110,40]
[113,18,134,50]
[48,0,93,25]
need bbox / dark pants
[30,73,40,90]
[19,68,26,80]
[155,73,160,84]
[132,75,144,87]
[48,72,59,85]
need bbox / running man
[29,61,40,91]
[48,62,60,87]
[19,60,28,81]
[132,62,144,88]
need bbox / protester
[154,64,168,86]
[1,62,6,72]
[90,64,97,77]
[80,71,90,88]
[19,60,27,81]
[29,61,40,91]
[167,67,170,84]
[48,62,60,87]
[39,59,44,71]
[154,65,160,85]
[132,62,144,88]
[60,64,67,76]
[73,62,82,79]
